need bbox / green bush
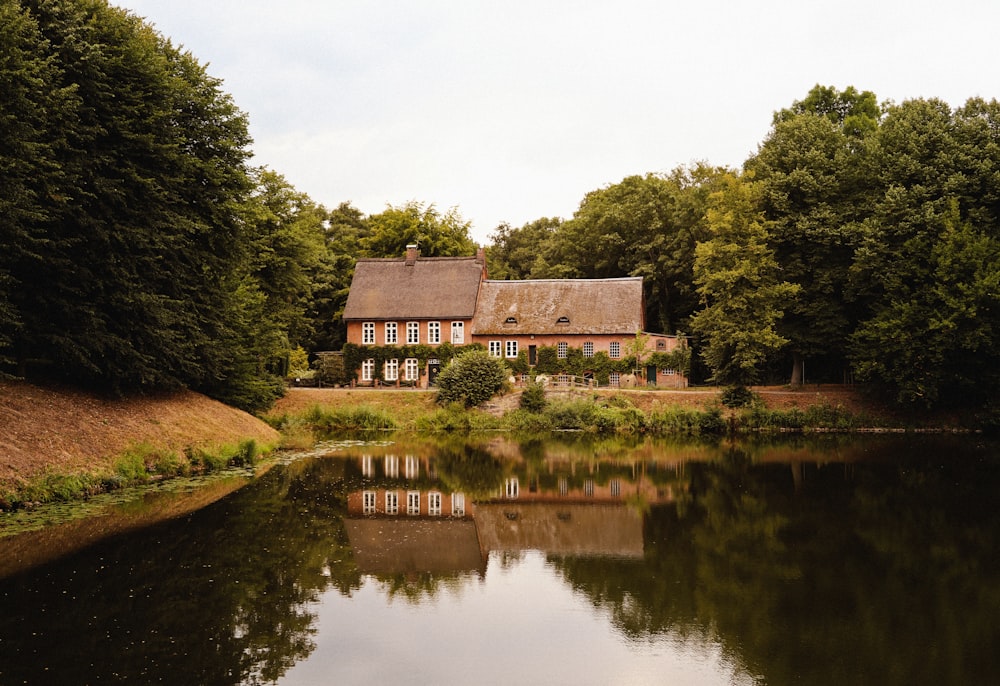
[520,380,548,412]
[721,385,758,408]
[435,350,508,408]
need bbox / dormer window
[556,316,570,324]
[505,316,518,324]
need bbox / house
[341,244,488,385]
[341,246,687,387]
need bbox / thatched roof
[344,518,486,575]
[472,277,645,335]
[474,503,644,558]
[343,256,484,320]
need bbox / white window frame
[407,491,420,515]
[362,322,375,345]
[505,477,519,499]
[584,479,595,497]
[583,341,594,358]
[451,493,466,517]
[362,454,374,478]
[609,341,621,359]
[384,321,398,344]
[385,490,399,515]
[428,491,442,516]
[428,321,441,344]
[505,340,518,358]
[610,479,621,498]
[406,321,419,344]
[609,371,621,386]
[405,454,419,480]
[405,358,419,381]
[361,358,375,382]
[557,342,568,359]
[363,490,377,515]
[384,358,398,382]
[489,340,502,357]
[451,321,464,344]
[384,455,399,479]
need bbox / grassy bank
[1,381,281,512]
[264,386,901,443]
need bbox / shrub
[721,385,757,408]
[435,350,508,408]
[520,380,548,412]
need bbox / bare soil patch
[0,381,279,488]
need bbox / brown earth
[0,380,279,489]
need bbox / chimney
[475,247,485,265]
[405,244,419,266]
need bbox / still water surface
[1,433,998,685]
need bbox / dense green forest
[2,0,999,420]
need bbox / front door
[529,345,537,366]
[427,359,441,386]
[646,365,657,386]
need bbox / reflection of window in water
[505,478,519,499]
[407,491,420,515]
[559,478,568,496]
[385,490,399,515]
[584,480,595,497]
[362,455,374,478]
[610,479,621,498]
[405,455,419,479]
[363,490,376,514]
[428,491,442,516]
[452,493,465,516]
[384,455,399,479]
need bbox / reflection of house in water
[344,453,679,574]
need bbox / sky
[115,0,999,245]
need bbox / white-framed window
[384,455,399,479]
[609,371,621,386]
[452,493,466,516]
[405,358,419,381]
[663,368,677,376]
[451,321,464,344]
[385,490,399,515]
[505,477,519,499]
[407,491,420,515]
[405,454,419,479]
[384,358,398,381]
[428,321,441,344]
[505,340,518,358]
[407,321,419,344]
[428,492,442,516]
[609,341,621,359]
[584,479,595,497]
[559,478,568,496]
[362,322,375,345]
[583,342,594,358]
[610,479,621,497]
[489,340,502,357]
[557,342,568,359]
[384,321,397,344]
[361,454,374,478]
[361,358,375,381]
[363,490,377,514]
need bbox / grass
[0,439,273,512]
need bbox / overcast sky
[115,0,998,245]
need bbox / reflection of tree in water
[0,456,361,685]
[547,440,1000,686]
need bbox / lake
[1,433,998,685]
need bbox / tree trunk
[789,352,804,386]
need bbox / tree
[435,349,508,408]
[362,201,476,257]
[746,85,881,384]
[689,174,799,387]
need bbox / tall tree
[746,85,880,384]
[689,174,799,387]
